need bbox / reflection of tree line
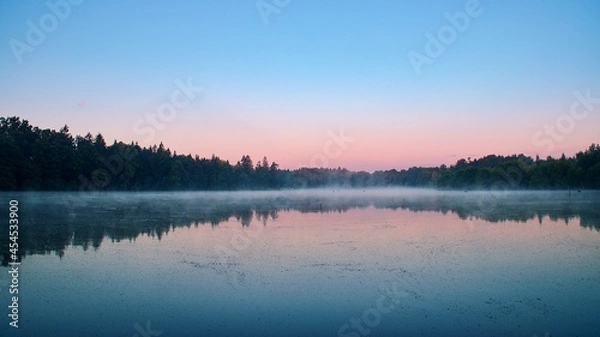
[369,194,600,230]
[1,192,599,265]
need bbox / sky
[1,0,599,171]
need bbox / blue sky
[1,0,599,170]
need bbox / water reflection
[1,189,599,265]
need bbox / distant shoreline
[2,117,600,192]
[2,187,599,193]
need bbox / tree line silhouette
[1,116,599,191]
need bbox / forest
[1,116,599,191]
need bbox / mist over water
[1,189,599,336]
[2,188,599,263]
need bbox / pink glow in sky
[1,1,598,171]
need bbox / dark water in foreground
[0,189,599,337]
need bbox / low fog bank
[7,187,598,207]
[1,188,599,265]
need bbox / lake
[1,189,599,337]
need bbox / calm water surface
[0,189,599,337]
